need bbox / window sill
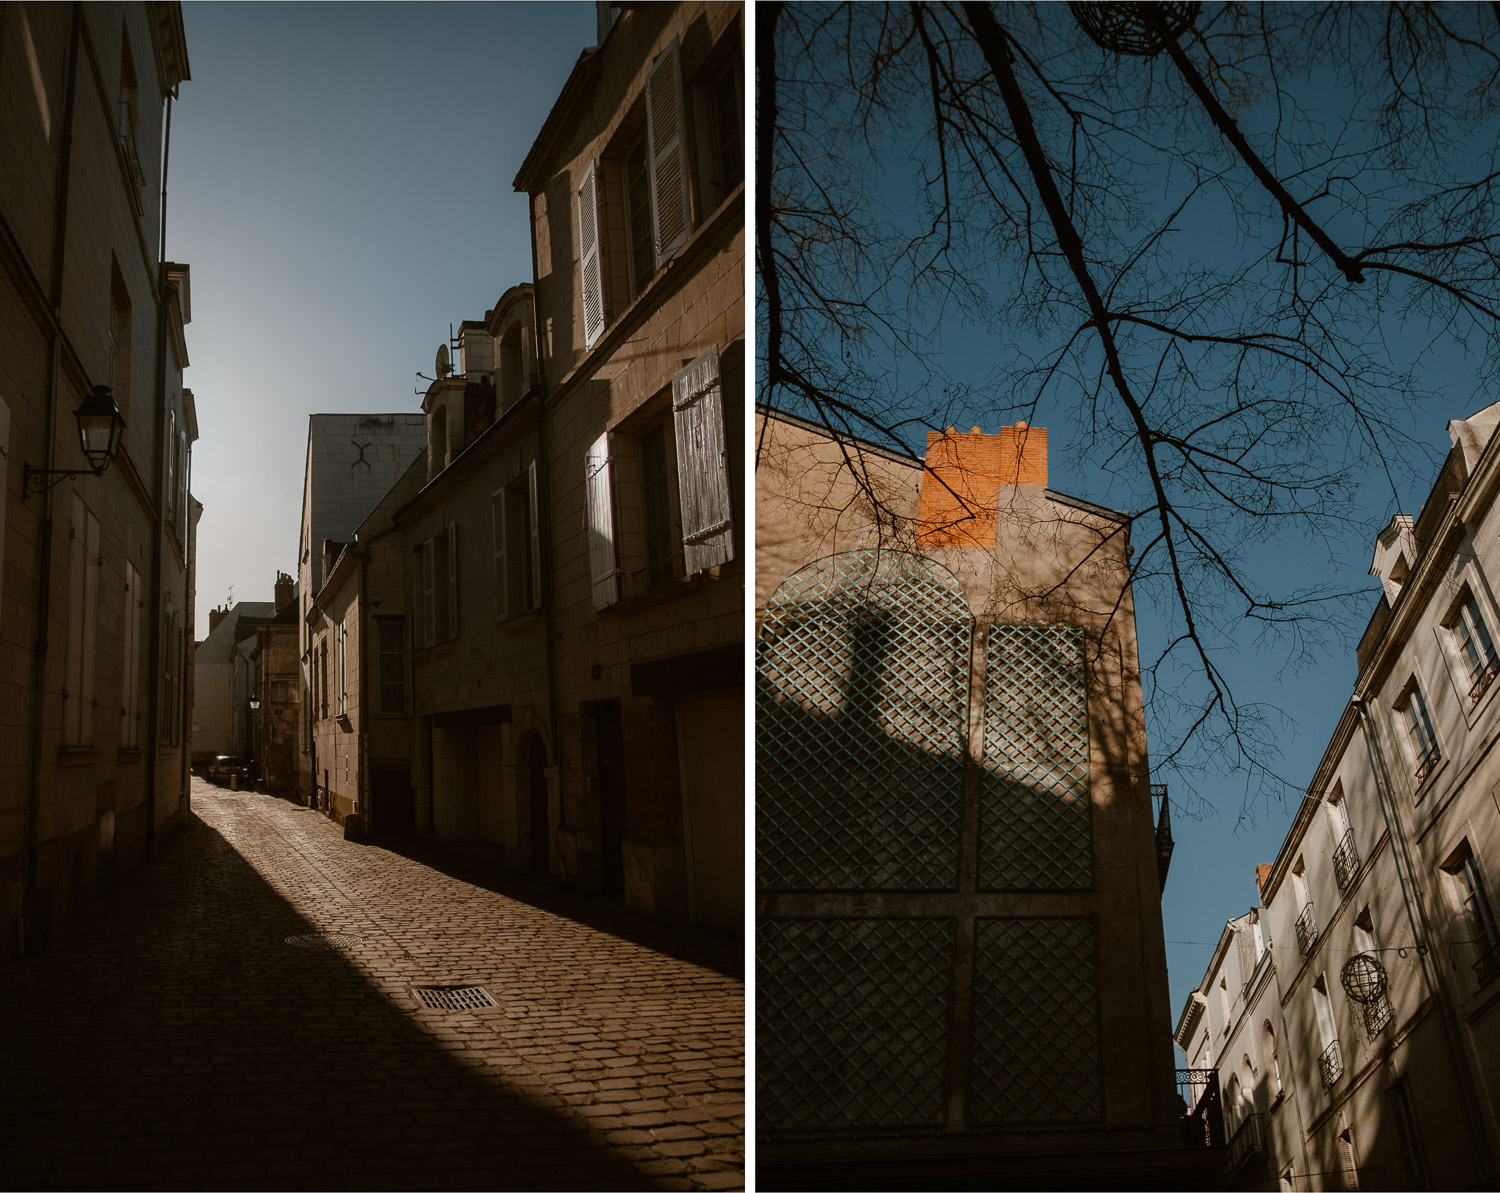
[58,747,102,766]
[502,610,543,634]
[603,567,723,616]
[117,747,143,762]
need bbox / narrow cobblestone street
[0,780,744,1191]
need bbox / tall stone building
[0,2,193,958]
[295,413,425,802]
[755,410,1218,1187]
[1177,400,1500,1190]
[192,598,274,760]
[253,573,300,796]
[510,1,744,930]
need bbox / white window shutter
[165,408,176,523]
[577,162,606,349]
[645,37,691,269]
[585,432,619,610]
[492,488,508,622]
[421,539,436,647]
[528,460,542,612]
[447,521,459,641]
[672,345,734,572]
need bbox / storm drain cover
[285,932,363,950]
[411,985,497,1011]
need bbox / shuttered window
[337,619,347,716]
[672,345,734,572]
[527,461,541,613]
[63,495,100,745]
[577,162,605,349]
[492,488,508,621]
[645,37,691,268]
[121,560,142,747]
[585,432,619,610]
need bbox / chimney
[917,422,1048,547]
[274,571,295,613]
[459,320,493,378]
[208,605,228,634]
[1256,863,1274,895]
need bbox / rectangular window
[337,619,347,717]
[624,130,655,296]
[1450,589,1499,701]
[695,40,742,212]
[641,418,680,590]
[1386,1079,1430,1190]
[1397,680,1440,781]
[1312,974,1341,1086]
[1445,842,1500,989]
[319,640,328,720]
[121,560,142,748]
[63,496,101,746]
[378,620,405,716]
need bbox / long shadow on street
[0,811,658,1191]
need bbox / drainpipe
[142,87,176,865]
[179,445,192,819]
[1352,696,1495,1181]
[22,2,84,954]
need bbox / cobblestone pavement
[0,780,744,1190]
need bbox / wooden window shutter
[63,494,86,744]
[645,38,691,269]
[421,539,436,647]
[492,488,508,621]
[672,345,734,572]
[165,408,176,523]
[81,508,100,742]
[446,522,459,641]
[577,162,606,349]
[585,432,619,610]
[528,460,542,612]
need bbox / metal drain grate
[411,985,497,1011]
[285,932,363,950]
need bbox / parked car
[207,755,248,786]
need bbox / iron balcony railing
[1332,829,1360,893]
[1475,943,1500,990]
[1176,1068,1224,1148]
[1319,1039,1343,1088]
[1363,994,1394,1037]
[1415,743,1442,783]
[1470,656,1500,704]
[1295,902,1318,955]
[1226,1111,1268,1175]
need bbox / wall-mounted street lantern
[24,386,126,495]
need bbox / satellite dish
[435,343,451,379]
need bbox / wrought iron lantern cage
[1070,2,1201,56]
[1340,952,1389,1005]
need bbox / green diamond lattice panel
[980,623,1092,890]
[758,551,970,890]
[759,918,953,1130]
[970,917,1101,1124]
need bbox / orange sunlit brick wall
[916,423,1048,547]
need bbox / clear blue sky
[171,2,597,625]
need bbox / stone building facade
[511,0,745,932]
[309,454,424,830]
[755,410,1217,1188]
[252,574,299,796]
[192,599,273,760]
[1176,400,1500,1190]
[0,2,193,959]
[295,413,426,802]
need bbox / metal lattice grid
[758,918,953,1130]
[411,985,498,1011]
[980,624,1093,890]
[969,917,1102,1124]
[757,551,971,891]
[285,932,363,950]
